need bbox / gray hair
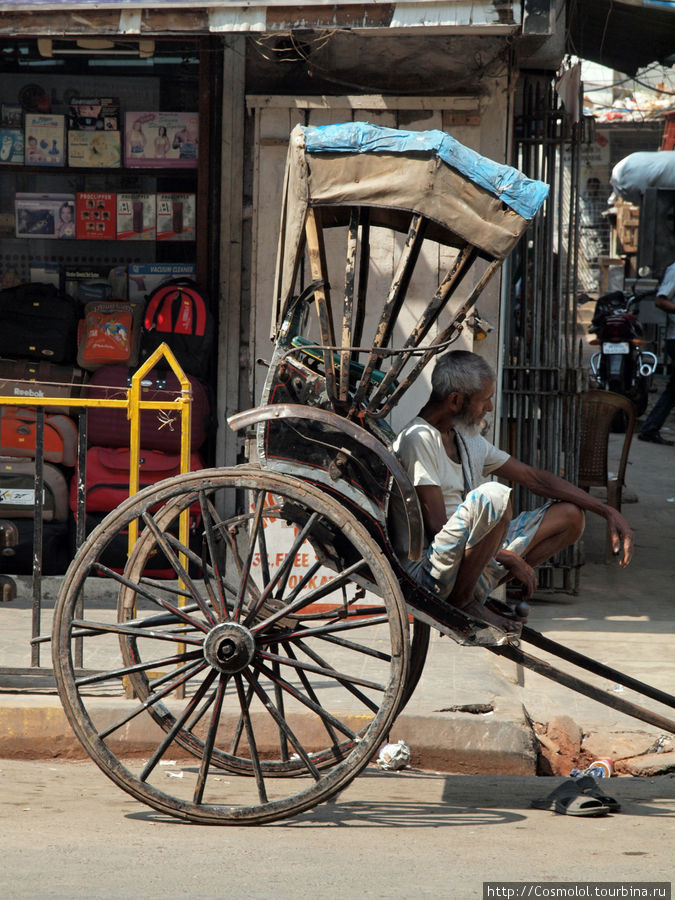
[430,350,495,400]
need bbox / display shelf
[0,165,197,178]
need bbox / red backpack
[77,301,140,370]
[140,278,214,379]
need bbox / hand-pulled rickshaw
[51,123,675,824]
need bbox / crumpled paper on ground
[377,740,411,771]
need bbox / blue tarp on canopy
[302,122,549,221]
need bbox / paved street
[1,760,672,899]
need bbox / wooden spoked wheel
[52,466,409,824]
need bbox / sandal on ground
[575,775,621,813]
[531,779,610,817]
[554,793,609,816]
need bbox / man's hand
[496,549,537,599]
[607,507,634,567]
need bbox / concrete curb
[0,694,539,775]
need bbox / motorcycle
[581,288,658,421]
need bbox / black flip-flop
[531,779,610,817]
[575,775,621,813]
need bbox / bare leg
[523,502,585,567]
[447,501,512,610]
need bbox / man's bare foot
[485,596,529,624]
[456,597,523,635]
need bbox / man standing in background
[638,262,675,445]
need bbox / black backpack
[0,282,79,364]
[140,278,214,379]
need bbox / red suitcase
[0,358,88,415]
[86,365,210,452]
[70,445,204,514]
[0,455,69,521]
[0,407,78,466]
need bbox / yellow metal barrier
[0,342,193,559]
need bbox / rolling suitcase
[0,456,69,521]
[70,445,204,514]
[0,358,88,415]
[86,364,210,452]
[0,283,79,364]
[0,408,78,466]
[0,518,71,575]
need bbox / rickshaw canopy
[273,121,549,334]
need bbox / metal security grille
[500,74,585,593]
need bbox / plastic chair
[577,390,635,561]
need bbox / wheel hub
[203,622,256,674]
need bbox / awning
[0,1,522,36]
[568,0,675,75]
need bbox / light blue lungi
[404,482,551,602]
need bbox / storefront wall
[237,73,512,458]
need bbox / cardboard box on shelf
[68,97,120,132]
[1,104,23,128]
[117,193,156,240]
[29,261,61,288]
[68,131,121,168]
[15,193,76,239]
[0,128,24,165]
[127,262,196,304]
[76,192,116,240]
[156,193,196,241]
[124,112,198,168]
[64,263,114,299]
[24,114,65,166]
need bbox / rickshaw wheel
[400,620,430,714]
[52,466,409,825]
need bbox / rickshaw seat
[290,335,398,396]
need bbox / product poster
[68,132,121,168]
[68,97,120,132]
[127,262,196,304]
[15,193,75,239]
[124,112,198,168]
[156,193,196,240]
[0,128,24,165]
[76,192,116,240]
[24,114,65,166]
[116,193,156,240]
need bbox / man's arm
[415,485,447,542]
[655,294,675,315]
[494,457,634,567]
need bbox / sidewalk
[1,389,673,777]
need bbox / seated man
[394,350,634,632]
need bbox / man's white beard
[463,421,483,437]
[454,409,484,437]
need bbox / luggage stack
[0,283,83,575]
[0,277,213,578]
[75,276,213,576]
